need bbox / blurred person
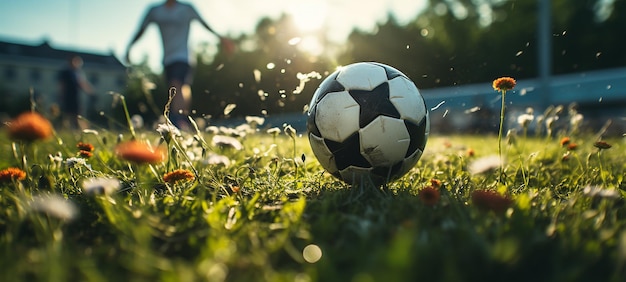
[57,55,93,129]
[125,0,234,129]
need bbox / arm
[190,4,234,55]
[189,4,221,38]
[198,18,221,38]
[125,8,153,64]
[77,72,94,95]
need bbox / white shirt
[140,2,202,65]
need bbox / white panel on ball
[315,91,361,142]
[399,148,424,177]
[359,116,410,166]
[336,63,388,91]
[339,166,375,185]
[308,133,339,174]
[388,77,426,125]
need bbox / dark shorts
[164,62,192,85]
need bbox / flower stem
[119,95,136,140]
[498,90,506,185]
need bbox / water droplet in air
[253,69,262,83]
[223,104,237,115]
[288,37,301,45]
[303,244,322,263]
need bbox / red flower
[492,77,516,92]
[419,186,440,206]
[115,141,165,164]
[567,143,578,151]
[560,137,571,147]
[163,169,195,184]
[0,167,27,182]
[471,189,513,214]
[7,112,53,142]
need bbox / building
[0,39,126,119]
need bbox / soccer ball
[306,62,429,186]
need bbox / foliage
[121,0,626,123]
[0,110,624,281]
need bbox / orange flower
[419,186,440,206]
[6,112,53,142]
[466,148,475,157]
[593,141,612,150]
[0,167,27,182]
[567,143,578,151]
[471,190,513,214]
[79,150,93,158]
[492,77,516,92]
[115,141,165,164]
[230,185,241,193]
[77,142,94,152]
[559,137,571,147]
[163,169,195,184]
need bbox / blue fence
[420,67,626,135]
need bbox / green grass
[0,123,625,282]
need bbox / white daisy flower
[131,114,144,129]
[30,194,78,221]
[517,113,534,127]
[204,153,232,166]
[82,177,121,196]
[583,185,621,200]
[66,157,87,167]
[212,135,243,151]
[245,116,265,126]
[468,155,503,175]
[156,123,181,140]
[267,127,281,136]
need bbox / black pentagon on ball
[372,161,403,179]
[349,82,401,128]
[306,103,322,137]
[323,132,370,170]
[370,62,406,80]
[310,71,343,106]
[405,117,428,157]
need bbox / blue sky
[0,0,426,71]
